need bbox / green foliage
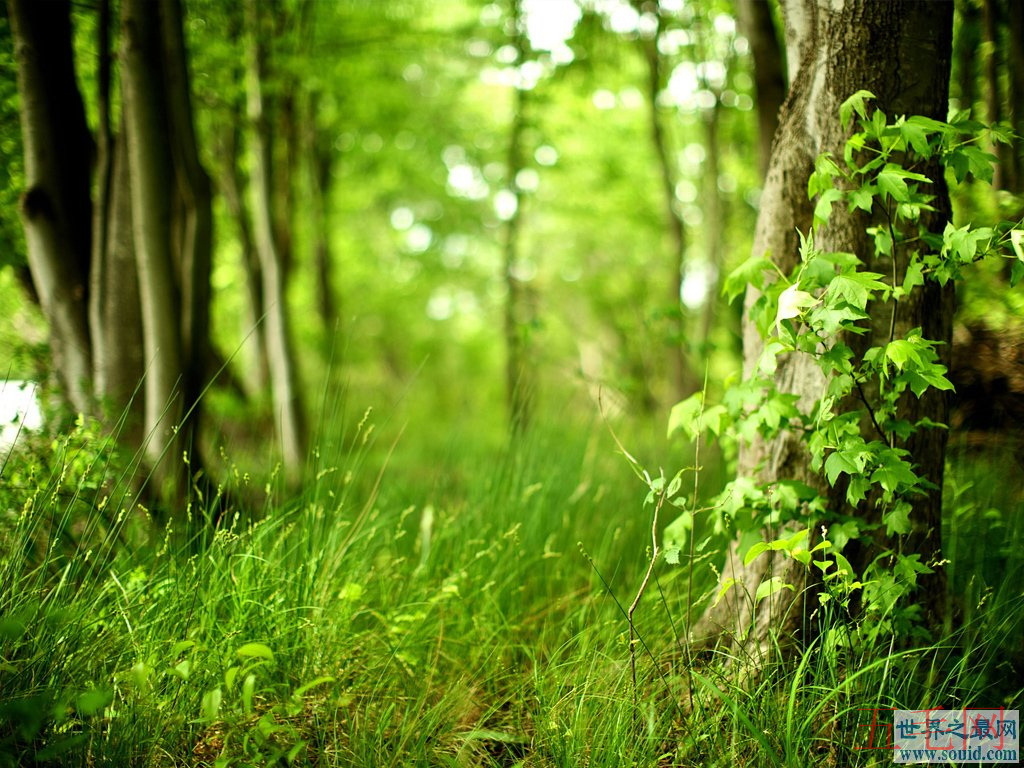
[665,94,1023,639]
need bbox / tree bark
[634,0,693,403]
[982,0,1012,190]
[91,125,145,443]
[90,1,145,442]
[736,0,787,179]
[159,0,213,437]
[691,0,954,660]
[246,0,307,480]
[121,0,186,485]
[503,0,534,435]
[1005,0,1023,192]
[8,0,94,415]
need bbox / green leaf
[825,272,888,310]
[899,120,931,157]
[667,392,703,440]
[839,90,875,131]
[236,642,274,661]
[813,188,843,227]
[848,185,875,213]
[876,163,929,203]
[663,546,681,565]
[825,451,859,486]
[202,687,223,722]
[75,688,113,717]
[961,145,998,183]
[702,404,728,437]
[1012,261,1024,287]
[755,577,794,604]
[883,502,912,536]
[712,577,737,607]
[744,541,769,566]
[1011,229,1024,262]
[871,456,918,495]
[242,673,256,716]
[723,254,774,302]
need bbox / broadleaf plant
[666,93,1022,636]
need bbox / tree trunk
[735,0,787,179]
[953,0,981,115]
[307,92,339,340]
[635,1,693,403]
[246,0,307,480]
[159,0,213,441]
[690,0,954,660]
[121,0,185,487]
[90,0,145,442]
[503,0,534,435]
[1005,0,1023,192]
[699,95,723,351]
[982,0,1012,190]
[91,126,145,444]
[8,0,94,416]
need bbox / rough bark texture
[9,0,94,415]
[691,0,954,659]
[247,0,307,480]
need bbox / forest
[1,0,1022,765]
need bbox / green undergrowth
[0,410,1020,766]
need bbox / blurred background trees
[1,0,1021,497]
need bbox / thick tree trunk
[246,0,307,480]
[121,0,186,486]
[691,0,954,659]
[8,0,94,416]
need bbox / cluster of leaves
[665,92,1022,634]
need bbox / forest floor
[0,406,1021,766]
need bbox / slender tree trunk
[90,2,145,442]
[635,1,692,403]
[159,0,213,439]
[699,96,723,350]
[953,0,981,115]
[735,0,787,179]
[221,112,271,395]
[121,0,185,486]
[309,98,340,340]
[8,0,94,415]
[1005,0,1023,192]
[982,0,1011,190]
[691,0,954,660]
[503,0,534,434]
[91,125,145,443]
[246,0,307,479]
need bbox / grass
[0,406,1021,766]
